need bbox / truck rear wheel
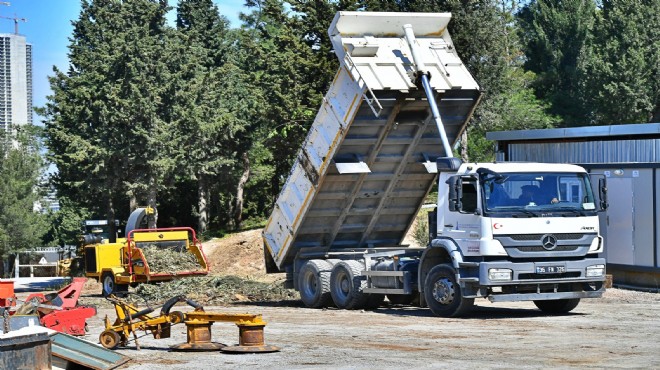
[533,299,580,314]
[424,264,474,317]
[298,260,333,308]
[330,260,368,309]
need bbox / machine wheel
[101,272,116,297]
[99,330,121,349]
[298,260,333,308]
[533,299,580,314]
[424,264,474,317]
[387,294,414,306]
[330,260,368,309]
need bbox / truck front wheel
[298,260,333,308]
[533,299,580,314]
[330,260,368,309]
[424,264,474,317]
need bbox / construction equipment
[1,278,97,336]
[262,11,608,317]
[82,207,209,296]
[100,294,279,353]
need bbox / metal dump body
[263,12,480,270]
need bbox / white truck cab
[421,160,607,316]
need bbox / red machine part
[40,306,97,336]
[21,277,97,336]
[0,281,16,307]
[24,277,87,309]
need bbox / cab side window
[462,181,478,213]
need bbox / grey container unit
[487,123,660,289]
[263,12,480,274]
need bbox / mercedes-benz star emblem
[541,234,558,250]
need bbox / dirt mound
[203,229,281,282]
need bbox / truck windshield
[482,172,596,216]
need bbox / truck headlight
[489,268,512,281]
[586,264,605,277]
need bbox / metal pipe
[421,74,453,157]
[403,24,454,157]
[402,24,426,74]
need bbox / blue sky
[0,0,245,123]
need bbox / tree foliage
[0,126,48,258]
[38,0,659,237]
[518,0,596,125]
[580,0,660,124]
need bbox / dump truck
[83,207,208,296]
[262,11,608,317]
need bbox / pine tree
[517,0,596,125]
[580,0,660,124]
[0,126,48,260]
[43,0,175,227]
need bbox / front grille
[508,233,585,241]
[519,272,581,280]
[516,246,579,252]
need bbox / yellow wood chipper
[82,207,209,296]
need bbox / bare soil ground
[42,230,660,368]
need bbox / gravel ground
[77,288,659,370]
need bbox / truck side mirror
[446,176,463,212]
[598,177,608,211]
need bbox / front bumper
[470,258,607,302]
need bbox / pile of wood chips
[134,275,297,305]
[140,245,201,274]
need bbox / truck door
[444,178,481,255]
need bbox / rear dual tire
[298,259,384,310]
[330,260,369,309]
[298,260,334,308]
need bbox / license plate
[536,265,566,274]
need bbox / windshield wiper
[511,209,538,218]
[555,207,586,216]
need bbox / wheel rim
[103,275,114,294]
[301,271,318,297]
[431,277,454,305]
[100,330,120,349]
[334,270,350,300]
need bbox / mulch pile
[133,275,297,305]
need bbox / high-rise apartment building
[0,33,32,133]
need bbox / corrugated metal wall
[506,139,660,163]
[498,136,660,287]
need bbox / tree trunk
[460,130,469,162]
[106,197,117,243]
[129,194,138,213]
[198,174,209,233]
[233,152,250,230]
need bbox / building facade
[0,33,32,133]
[487,123,660,289]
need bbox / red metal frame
[20,278,96,336]
[125,227,208,278]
